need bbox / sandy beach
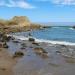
[0,48,17,75]
[0,33,75,75]
[6,35,75,75]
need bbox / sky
[0,0,75,22]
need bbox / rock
[3,42,9,48]
[28,38,35,42]
[20,43,27,49]
[20,47,26,49]
[34,47,48,55]
[3,35,11,42]
[56,51,61,54]
[12,40,19,43]
[13,51,24,58]
[72,26,75,29]
[34,47,48,58]
[21,43,26,47]
[60,45,66,47]
[32,42,39,46]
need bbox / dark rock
[56,51,61,54]
[20,47,26,49]
[32,42,39,46]
[28,38,35,42]
[72,26,75,29]
[21,43,26,47]
[12,40,19,43]
[21,43,27,49]
[60,45,66,47]
[3,42,9,48]
[13,51,24,58]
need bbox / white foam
[35,38,75,46]
[7,34,75,46]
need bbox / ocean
[10,26,75,46]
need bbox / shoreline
[7,34,75,46]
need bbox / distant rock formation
[0,16,43,33]
[11,16,30,27]
[72,26,75,29]
[0,16,31,27]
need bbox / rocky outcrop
[0,16,44,33]
[0,16,30,27]
[11,16,30,27]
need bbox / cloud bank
[0,0,35,9]
[35,0,75,5]
[52,0,75,5]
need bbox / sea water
[10,26,75,46]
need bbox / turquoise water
[14,27,75,43]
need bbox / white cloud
[35,0,75,5]
[0,0,35,9]
[52,0,75,5]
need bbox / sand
[1,38,75,75]
[0,48,17,75]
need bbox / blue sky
[0,0,75,22]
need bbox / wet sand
[6,39,75,75]
[0,48,17,75]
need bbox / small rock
[28,38,35,42]
[3,42,9,48]
[32,42,39,46]
[34,47,48,55]
[56,51,61,54]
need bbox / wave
[7,34,75,46]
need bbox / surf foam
[7,34,75,46]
